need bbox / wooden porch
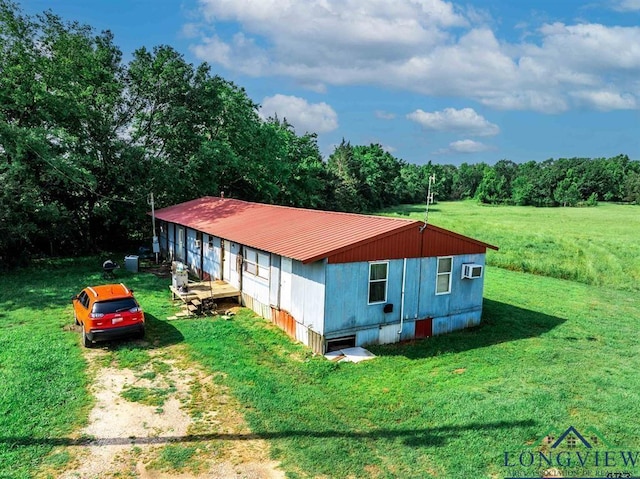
[169,279,241,316]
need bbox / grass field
[1,202,639,478]
[378,201,640,292]
[176,267,640,478]
[0,258,178,479]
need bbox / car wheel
[82,328,92,348]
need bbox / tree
[554,178,581,206]
[0,1,136,259]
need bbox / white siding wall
[291,259,326,335]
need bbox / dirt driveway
[44,335,284,479]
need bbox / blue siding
[324,260,403,337]
[324,254,486,345]
[291,260,325,334]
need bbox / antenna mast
[420,174,436,232]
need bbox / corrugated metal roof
[154,196,497,264]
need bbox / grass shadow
[370,298,565,359]
[379,204,441,216]
[93,314,184,351]
[0,256,164,312]
[0,418,535,449]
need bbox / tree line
[1,2,639,265]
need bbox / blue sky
[21,0,640,166]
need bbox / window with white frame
[368,262,388,304]
[436,256,453,294]
[244,247,270,279]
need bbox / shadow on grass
[380,204,441,216]
[0,256,168,312]
[90,314,184,351]
[0,418,535,448]
[370,299,565,359]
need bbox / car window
[92,298,138,314]
[78,291,90,309]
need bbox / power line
[21,141,147,205]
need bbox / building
[154,196,498,354]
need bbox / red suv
[72,283,145,347]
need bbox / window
[244,247,270,279]
[368,262,388,304]
[436,256,452,295]
[208,236,214,249]
[78,291,90,309]
[178,228,184,248]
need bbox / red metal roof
[154,197,497,264]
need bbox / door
[415,318,433,338]
[223,240,241,289]
[280,257,292,312]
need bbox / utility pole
[148,192,159,264]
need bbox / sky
[20,0,640,166]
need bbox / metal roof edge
[425,223,499,251]
[301,221,423,264]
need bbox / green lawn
[0,257,179,479]
[378,201,640,292]
[1,203,639,478]
[176,267,640,478]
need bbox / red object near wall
[415,318,433,339]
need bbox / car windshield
[92,298,138,314]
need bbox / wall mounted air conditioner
[461,263,483,279]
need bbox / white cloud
[449,139,491,153]
[407,107,499,136]
[259,94,338,133]
[433,139,492,154]
[571,90,638,110]
[611,0,640,12]
[375,110,396,120]
[189,0,640,113]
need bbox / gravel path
[49,340,284,479]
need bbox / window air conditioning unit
[461,264,483,279]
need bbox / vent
[461,263,483,279]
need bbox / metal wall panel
[308,329,324,354]
[186,228,201,276]
[167,223,175,261]
[328,230,421,264]
[159,221,168,256]
[324,260,402,336]
[269,254,281,308]
[378,324,400,345]
[291,260,325,333]
[202,234,222,280]
[271,308,296,338]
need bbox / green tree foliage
[1,1,639,266]
[0,2,331,263]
